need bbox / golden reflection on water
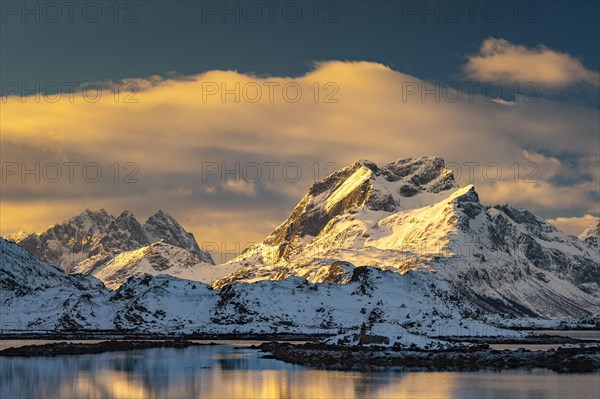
[48,368,600,399]
[55,371,148,399]
[212,370,456,399]
[2,346,599,399]
[47,368,458,399]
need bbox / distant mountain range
[1,157,599,335]
[6,209,215,288]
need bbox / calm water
[1,344,599,399]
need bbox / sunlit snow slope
[217,157,599,318]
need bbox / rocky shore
[0,339,207,357]
[2,335,599,373]
[258,342,600,373]
[0,332,326,341]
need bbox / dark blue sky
[2,1,599,90]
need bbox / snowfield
[1,237,518,338]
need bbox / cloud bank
[465,38,600,88]
[2,60,598,257]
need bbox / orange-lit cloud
[547,214,599,236]
[465,38,600,88]
[1,61,598,256]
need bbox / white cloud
[1,61,598,248]
[222,180,257,198]
[491,98,515,106]
[465,38,600,88]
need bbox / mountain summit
[243,157,458,264]
[6,209,214,275]
[216,157,600,318]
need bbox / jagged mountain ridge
[3,157,598,323]
[6,209,214,275]
[230,157,458,265]
[216,157,600,318]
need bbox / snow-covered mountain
[216,157,600,318]
[0,237,111,331]
[92,241,238,289]
[2,157,598,335]
[579,218,600,248]
[6,209,214,275]
[230,157,457,265]
[0,236,103,293]
[1,237,512,338]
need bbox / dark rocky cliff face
[264,161,373,260]
[487,205,600,295]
